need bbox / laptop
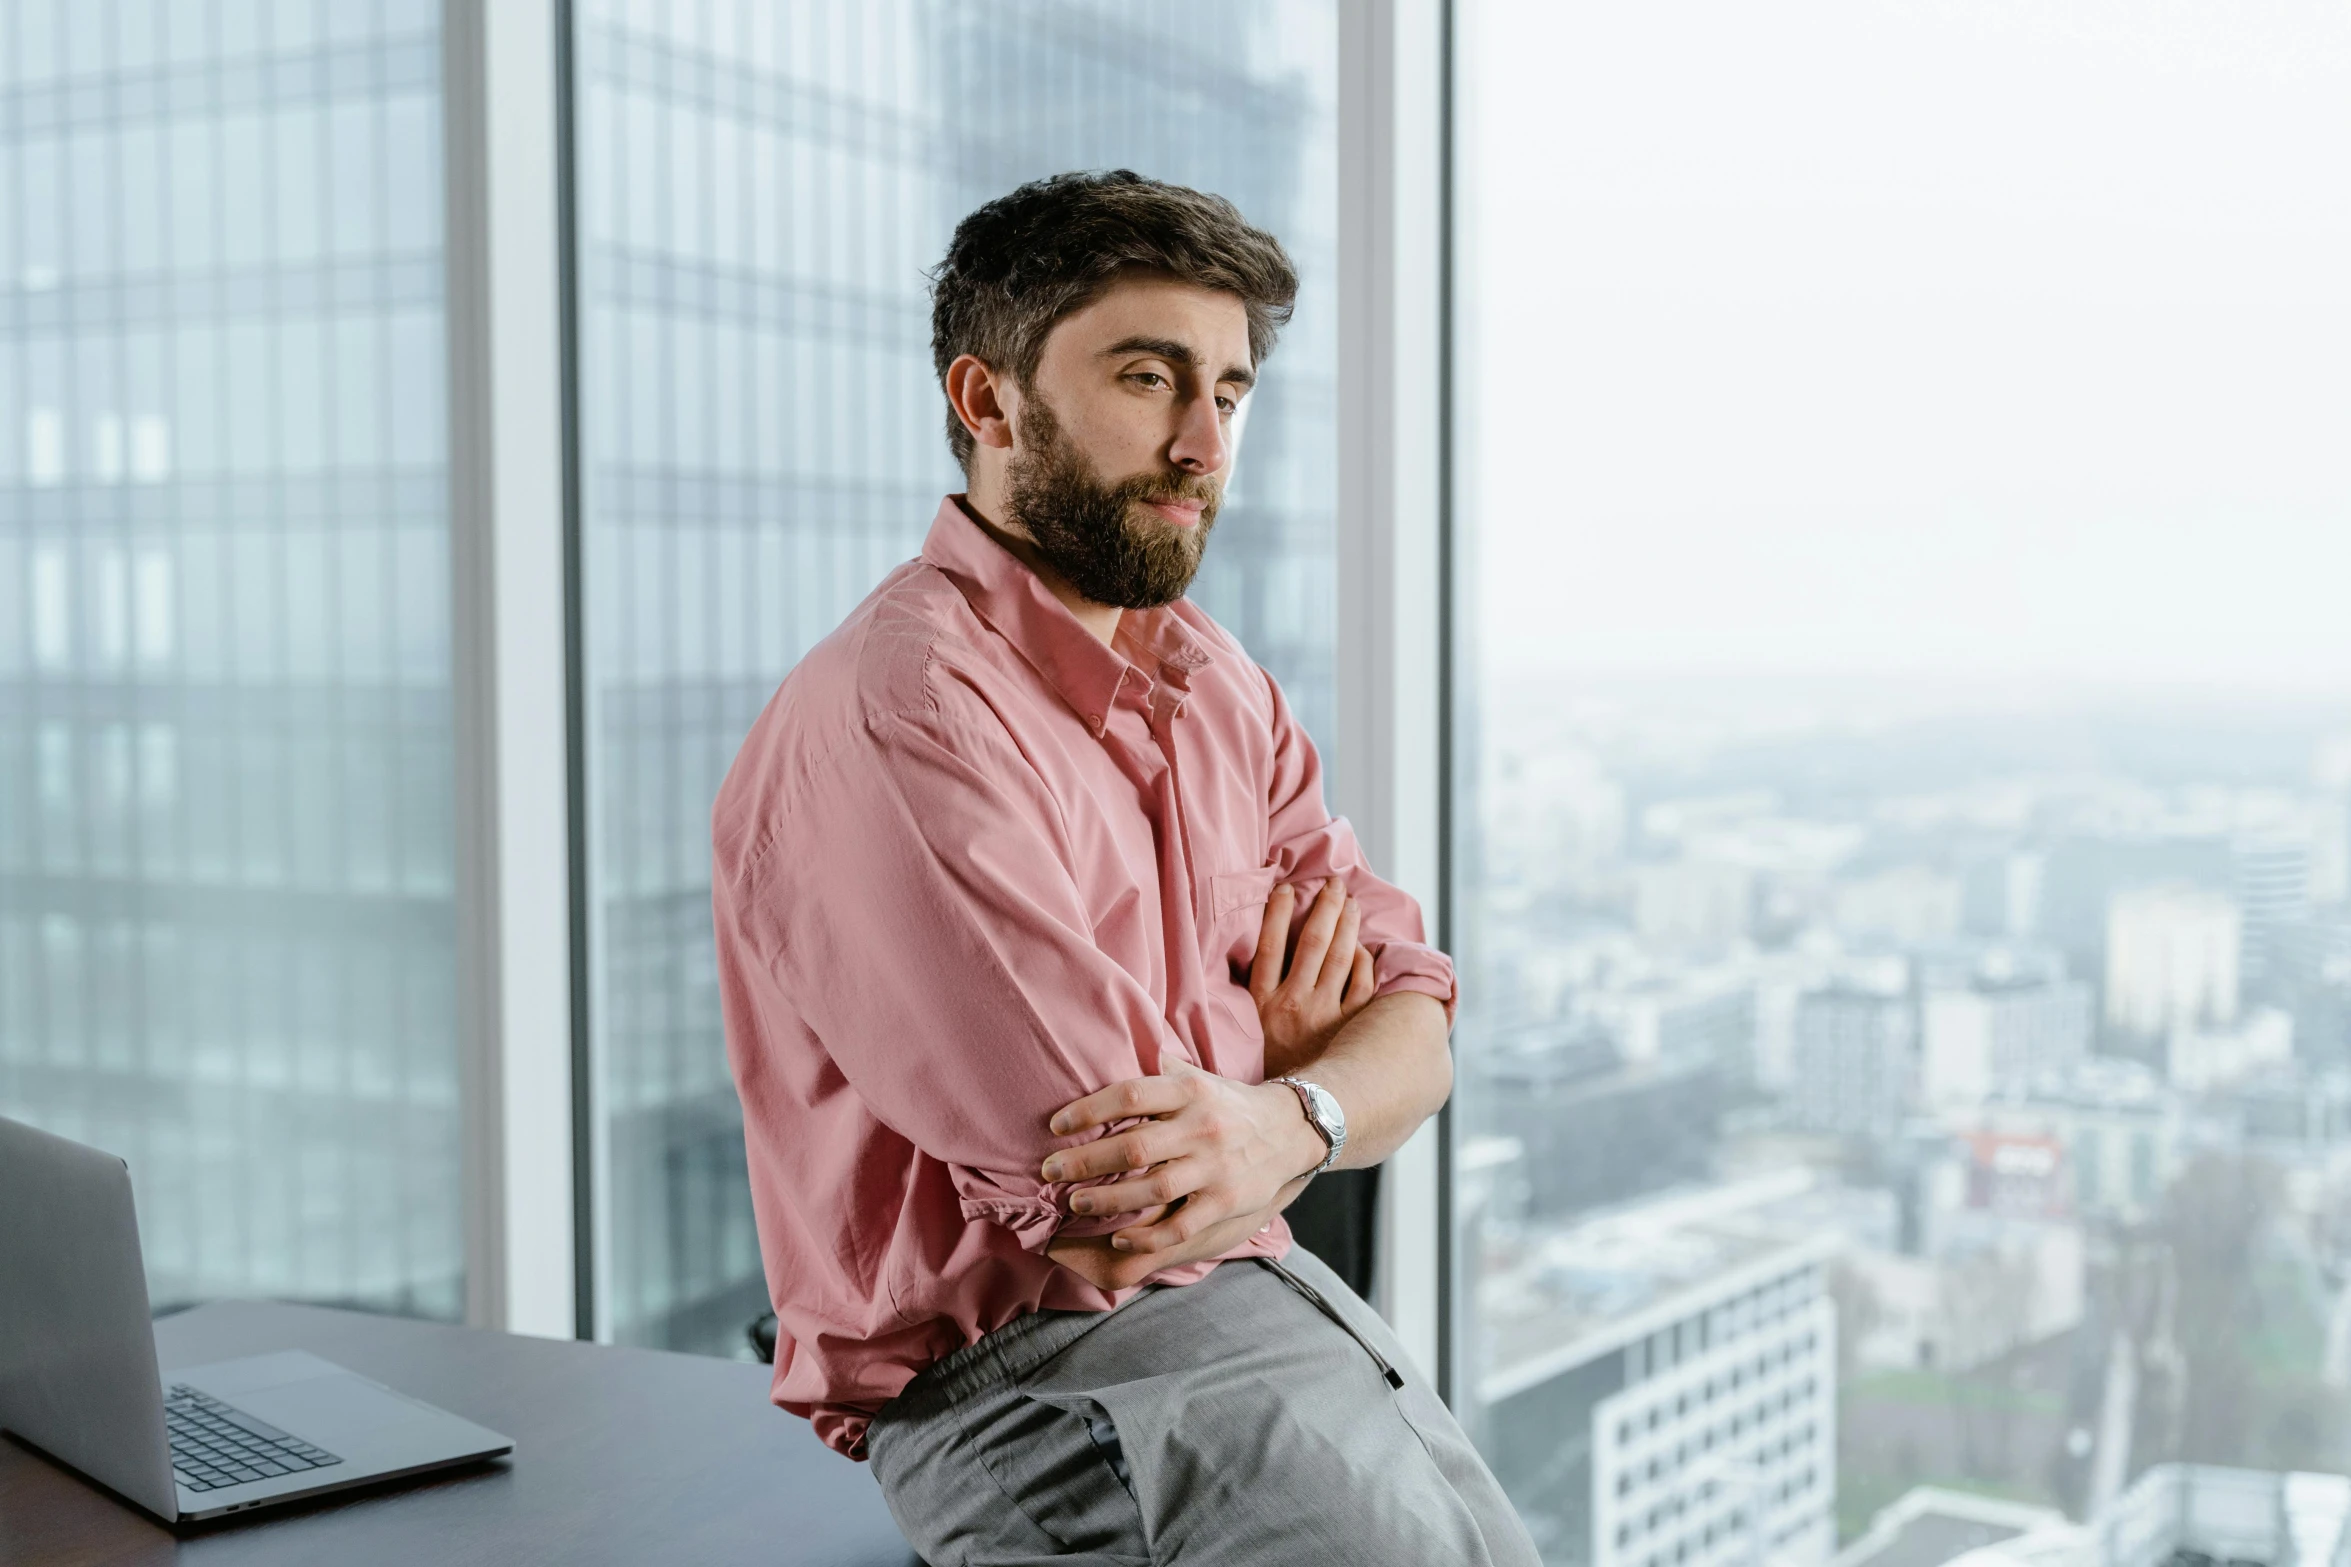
[0,1113,513,1523]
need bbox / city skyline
[1452,671,2351,1557]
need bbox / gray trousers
[866,1246,1540,1566]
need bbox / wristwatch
[1272,1077,1347,1175]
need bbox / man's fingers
[1248,884,1296,1003]
[1343,945,1377,1009]
[1043,1124,1168,1184]
[1312,898,1362,1007]
[1111,1194,1266,1257]
[1068,1157,1206,1217]
[1049,1074,1190,1138]
[1282,877,1348,997]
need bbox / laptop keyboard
[166,1384,343,1493]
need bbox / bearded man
[713,171,1537,1565]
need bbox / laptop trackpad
[235,1374,444,1448]
[181,1352,448,1450]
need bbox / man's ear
[944,354,1018,454]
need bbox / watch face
[1306,1082,1344,1141]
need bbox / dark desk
[0,1301,915,1567]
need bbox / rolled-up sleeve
[725,705,1186,1252]
[1257,669,1459,1022]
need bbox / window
[568,0,1341,1350]
[1448,1,2351,1559]
[1,0,461,1316]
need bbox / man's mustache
[1115,473,1222,511]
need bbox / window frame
[1335,0,1456,1392]
[442,0,577,1340]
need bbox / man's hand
[1040,877,1450,1296]
[1039,1058,1328,1266]
[1043,1190,1303,1293]
[1251,877,1378,1078]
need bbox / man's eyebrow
[1101,335,1257,391]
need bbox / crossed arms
[1042,879,1453,1292]
[749,702,1454,1280]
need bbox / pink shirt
[711,497,1455,1458]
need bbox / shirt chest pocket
[1204,866,1282,983]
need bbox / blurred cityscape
[1455,676,2351,1567]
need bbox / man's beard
[1004,394,1220,611]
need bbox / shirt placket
[1097,665,1207,1068]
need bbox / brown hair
[928,170,1299,469]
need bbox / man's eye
[1216,397,1237,414]
[1130,372,1168,389]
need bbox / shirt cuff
[1372,942,1458,1026]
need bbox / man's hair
[928,170,1299,469]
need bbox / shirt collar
[921,496,1215,733]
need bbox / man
[714,171,1536,1564]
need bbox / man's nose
[1166,390,1228,476]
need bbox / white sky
[1462,0,2351,693]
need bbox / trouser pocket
[1258,1257,1406,1388]
[960,1383,1150,1561]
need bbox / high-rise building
[2164,1007,2294,1094]
[2103,885,2240,1041]
[1790,985,1915,1137]
[2271,915,2351,1069]
[2309,790,2350,907]
[1961,850,2045,939]
[1587,976,1758,1073]
[1632,858,1754,952]
[1975,1061,2184,1225]
[1472,1025,1723,1222]
[567,0,1341,1350]
[1,2,464,1317]
[2038,834,2232,981]
[2232,1066,2351,1151]
[1919,977,2092,1109]
[1832,866,1963,949]
[2233,834,2312,994]
[1471,1178,1839,1567]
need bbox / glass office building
[569,0,1339,1351]
[0,1,463,1317]
[1,0,1339,1361]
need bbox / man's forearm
[1053,993,1449,1289]
[1036,990,1451,1289]
[1282,990,1452,1169]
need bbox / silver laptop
[0,1114,513,1523]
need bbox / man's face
[1003,275,1255,610]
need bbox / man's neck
[954,491,1123,648]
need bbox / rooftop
[1474,1169,1835,1403]
[1832,1488,2067,1567]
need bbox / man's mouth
[1141,498,1207,528]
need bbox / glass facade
[570,0,1339,1351]
[0,0,462,1316]
[1448,5,2351,1564]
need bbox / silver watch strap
[1274,1076,1344,1174]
